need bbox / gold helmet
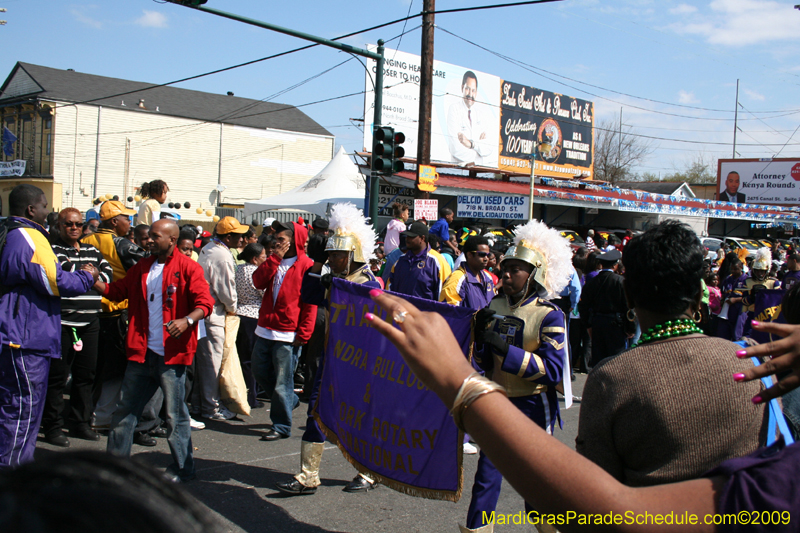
[324,203,376,265]
[500,219,573,299]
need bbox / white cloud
[135,10,168,29]
[670,4,697,15]
[678,90,699,104]
[70,7,103,29]
[744,88,765,101]
[669,0,800,46]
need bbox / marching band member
[276,203,381,496]
[464,220,573,533]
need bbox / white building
[0,62,334,219]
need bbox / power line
[437,26,800,121]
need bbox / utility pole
[415,0,435,200]
[732,79,739,158]
[617,107,622,184]
[528,143,537,220]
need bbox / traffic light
[392,131,406,173]
[372,126,406,175]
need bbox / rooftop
[0,62,331,137]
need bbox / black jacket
[579,270,628,324]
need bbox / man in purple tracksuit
[0,185,98,468]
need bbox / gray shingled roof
[616,181,689,196]
[0,62,332,137]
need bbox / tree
[662,152,717,183]
[593,118,655,184]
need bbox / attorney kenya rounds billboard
[717,158,800,206]
[363,47,593,178]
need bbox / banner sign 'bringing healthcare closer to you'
[314,279,475,501]
[717,158,800,206]
[363,47,593,179]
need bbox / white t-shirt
[255,255,298,343]
[146,261,165,356]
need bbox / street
[34,375,586,532]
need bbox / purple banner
[314,278,475,501]
[750,289,785,344]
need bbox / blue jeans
[251,337,299,436]
[107,350,194,480]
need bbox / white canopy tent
[243,147,366,218]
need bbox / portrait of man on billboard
[720,171,746,203]
[446,71,495,166]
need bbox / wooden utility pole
[415,0,435,199]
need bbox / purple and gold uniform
[440,265,495,309]
[0,217,94,468]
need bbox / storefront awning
[379,170,800,224]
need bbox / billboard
[364,47,501,169]
[498,82,593,176]
[717,158,800,206]
[364,47,593,179]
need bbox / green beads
[631,318,703,349]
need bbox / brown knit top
[576,336,768,487]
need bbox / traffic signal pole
[369,41,385,226]
[164,1,386,227]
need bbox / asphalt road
[35,374,587,533]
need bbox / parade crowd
[0,185,798,532]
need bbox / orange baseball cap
[215,216,249,235]
[99,200,137,221]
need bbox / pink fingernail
[736,350,747,358]
[752,395,764,404]
[369,289,383,298]
[365,312,375,322]
[733,373,746,382]
[751,320,760,327]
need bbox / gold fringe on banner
[313,410,464,502]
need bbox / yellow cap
[99,200,137,221]
[215,216,248,234]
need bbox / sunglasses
[166,284,176,309]
[472,251,491,258]
[62,222,81,228]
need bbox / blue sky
[2,0,799,178]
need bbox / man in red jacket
[252,220,316,441]
[93,219,214,483]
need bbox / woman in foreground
[365,290,799,532]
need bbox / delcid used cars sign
[457,194,529,220]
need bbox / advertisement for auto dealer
[363,47,594,179]
[717,158,800,206]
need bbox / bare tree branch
[593,118,656,184]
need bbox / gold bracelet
[450,373,507,432]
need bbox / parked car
[555,229,586,251]
[702,237,724,253]
[480,226,515,251]
[725,237,763,258]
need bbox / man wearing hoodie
[251,220,317,441]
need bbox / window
[46,133,51,155]
[45,118,52,129]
